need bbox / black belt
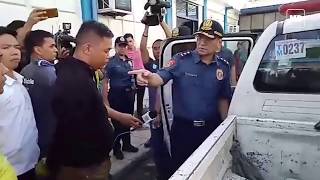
[174,117,212,127]
[193,120,206,127]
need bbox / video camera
[142,0,171,26]
[54,23,76,57]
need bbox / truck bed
[170,115,320,180]
[223,169,247,180]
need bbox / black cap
[172,26,192,37]
[194,19,224,39]
[115,36,128,45]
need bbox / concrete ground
[110,127,152,179]
[115,155,158,180]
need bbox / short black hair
[24,30,54,56]
[178,26,192,36]
[124,33,134,39]
[76,21,114,45]
[152,39,163,47]
[0,26,17,37]
[7,20,26,32]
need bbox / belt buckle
[193,120,205,127]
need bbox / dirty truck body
[160,12,320,180]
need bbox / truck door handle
[314,121,320,130]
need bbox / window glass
[176,0,187,17]
[254,30,320,93]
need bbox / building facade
[94,0,240,55]
[0,0,241,52]
[0,0,82,36]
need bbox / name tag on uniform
[23,78,34,85]
[184,72,198,77]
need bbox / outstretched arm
[140,25,150,64]
[160,21,172,38]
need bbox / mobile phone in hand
[43,8,58,18]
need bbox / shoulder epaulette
[216,56,229,66]
[38,60,54,67]
[180,51,192,57]
[176,51,192,59]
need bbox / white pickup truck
[160,9,320,180]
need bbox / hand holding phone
[26,8,53,26]
[42,8,58,18]
[27,8,58,26]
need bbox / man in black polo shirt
[47,21,141,180]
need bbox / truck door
[159,34,257,153]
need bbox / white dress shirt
[0,71,39,175]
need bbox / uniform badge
[216,69,224,80]
[201,20,213,31]
[165,59,176,68]
[120,36,125,41]
[152,64,158,70]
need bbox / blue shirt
[20,60,57,158]
[145,58,159,111]
[157,50,231,122]
[218,47,234,67]
[105,55,134,89]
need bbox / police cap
[115,36,128,45]
[194,19,224,39]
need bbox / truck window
[254,29,320,93]
[224,41,250,80]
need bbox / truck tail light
[279,0,320,16]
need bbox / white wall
[207,0,226,28]
[98,0,167,58]
[227,9,239,26]
[206,0,239,32]
[189,0,204,6]
[0,0,82,36]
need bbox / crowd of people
[0,6,236,180]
